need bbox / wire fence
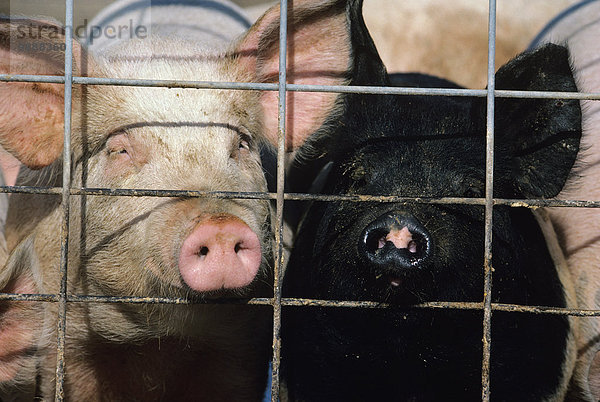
[1,0,600,401]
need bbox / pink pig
[0,0,352,399]
[533,1,600,400]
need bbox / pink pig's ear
[0,17,90,169]
[0,236,45,391]
[232,0,352,151]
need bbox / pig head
[281,2,582,399]
[0,0,354,399]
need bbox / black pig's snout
[361,212,433,272]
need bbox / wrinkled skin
[281,2,582,400]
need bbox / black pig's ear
[494,43,582,199]
[346,0,388,86]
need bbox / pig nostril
[405,233,428,256]
[234,243,242,253]
[199,246,209,257]
[408,240,418,254]
[365,229,389,254]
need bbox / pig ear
[231,0,355,151]
[0,17,87,169]
[0,236,45,387]
[493,43,582,199]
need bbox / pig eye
[106,133,133,159]
[461,180,484,198]
[232,134,252,160]
[239,138,250,151]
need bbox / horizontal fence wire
[3,292,600,317]
[0,1,598,401]
[2,185,600,208]
[2,73,600,100]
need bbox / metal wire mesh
[1,1,600,401]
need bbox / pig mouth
[375,273,428,305]
[389,276,403,287]
[186,285,255,300]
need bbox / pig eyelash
[107,146,130,157]
[105,132,134,158]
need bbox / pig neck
[38,335,268,401]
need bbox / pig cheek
[85,152,136,191]
[236,153,268,193]
[102,153,138,185]
[121,200,193,291]
[0,276,42,382]
[143,257,183,291]
[589,352,600,400]
[150,209,197,290]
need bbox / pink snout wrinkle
[178,215,262,292]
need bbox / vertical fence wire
[481,0,497,400]
[271,0,288,400]
[54,0,74,399]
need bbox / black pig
[281,2,581,401]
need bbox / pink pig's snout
[178,214,262,292]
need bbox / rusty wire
[2,185,600,208]
[270,0,288,399]
[53,0,74,399]
[4,292,600,318]
[481,1,497,398]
